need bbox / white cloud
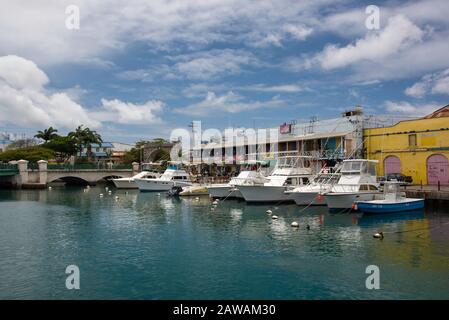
[405,68,449,98]
[175,91,283,116]
[0,55,100,129]
[384,100,438,116]
[96,99,163,125]
[242,84,307,93]
[317,15,424,70]
[404,81,429,98]
[118,49,259,81]
[172,49,259,80]
[0,55,164,130]
[0,0,326,66]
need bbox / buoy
[291,221,299,227]
[115,196,119,200]
[212,200,219,205]
[157,193,161,196]
[99,193,104,197]
[105,187,109,191]
[266,209,273,215]
[271,215,278,220]
[48,186,52,190]
[352,203,358,211]
[86,185,90,189]
[373,232,384,239]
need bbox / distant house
[79,142,134,163]
[80,142,114,159]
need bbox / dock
[404,185,449,202]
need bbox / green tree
[0,146,55,162]
[34,127,59,142]
[68,125,102,159]
[44,136,78,162]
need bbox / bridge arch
[49,176,89,185]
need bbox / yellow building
[364,105,449,185]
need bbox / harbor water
[1,186,448,299]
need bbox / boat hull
[238,185,294,203]
[286,191,327,206]
[356,199,425,213]
[112,179,138,189]
[325,192,380,211]
[208,185,243,199]
[135,179,191,192]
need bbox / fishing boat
[237,155,313,203]
[355,181,424,213]
[207,170,268,199]
[284,165,341,206]
[112,171,160,189]
[324,159,381,211]
[135,164,192,191]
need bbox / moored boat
[324,159,381,211]
[207,170,267,199]
[112,171,160,189]
[238,155,313,203]
[356,181,424,213]
[135,165,192,191]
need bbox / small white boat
[179,185,209,196]
[112,171,160,189]
[207,171,267,199]
[285,166,341,206]
[135,166,192,192]
[238,156,313,203]
[356,181,424,213]
[324,159,381,211]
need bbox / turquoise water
[0,186,448,300]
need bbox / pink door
[384,156,401,174]
[427,154,449,185]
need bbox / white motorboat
[285,166,341,206]
[237,156,313,203]
[323,159,381,211]
[112,171,160,189]
[135,166,192,191]
[207,170,268,199]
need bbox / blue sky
[0,0,449,143]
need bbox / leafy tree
[0,146,55,162]
[44,136,78,162]
[34,127,59,142]
[68,125,102,158]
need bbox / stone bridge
[1,160,140,188]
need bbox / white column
[37,160,48,185]
[17,159,29,184]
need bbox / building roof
[89,142,114,148]
[424,105,449,119]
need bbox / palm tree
[68,125,103,158]
[35,127,59,142]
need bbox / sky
[0,0,449,143]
